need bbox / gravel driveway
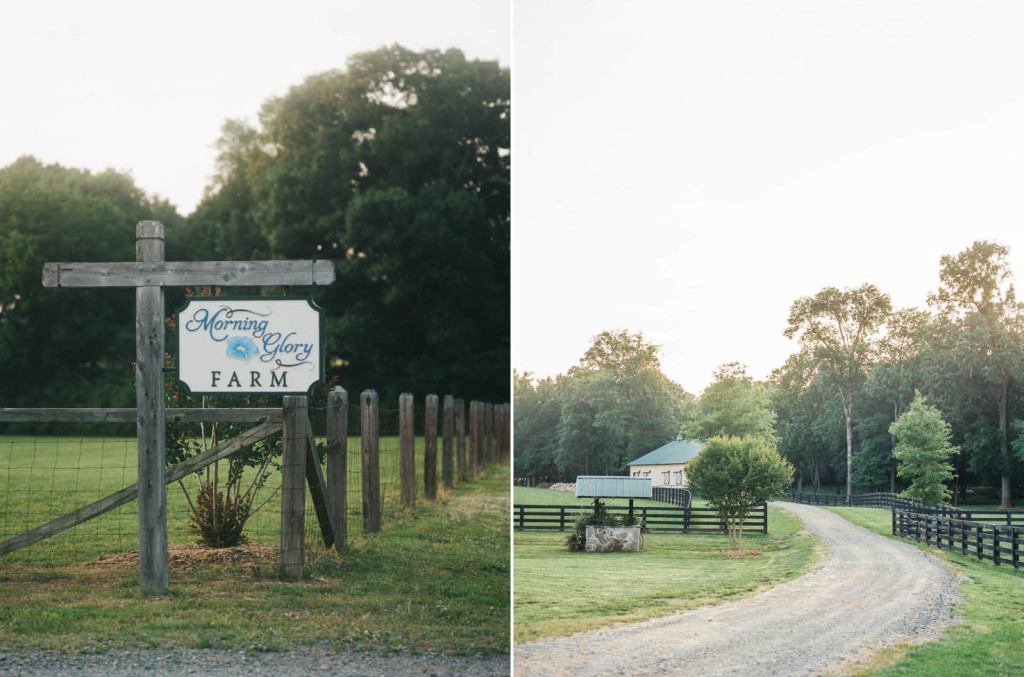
[0,645,509,676]
[514,502,961,676]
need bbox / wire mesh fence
[1,392,509,581]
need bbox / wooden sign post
[43,221,334,594]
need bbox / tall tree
[929,241,1023,508]
[685,362,777,442]
[784,284,892,499]
[890,391,959,507]
[0,157,181,412]
[189,45,510,402]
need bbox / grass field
[513,488,818,643]
[513,485,702,509]
[824,506,1024,676]
[0,455,509,655]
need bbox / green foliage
[685,362,777,442]
[565,498,623,551]
[889,391,959,506]
[686,436,794,550]
[0,157,181,415]
[515,331,692,482]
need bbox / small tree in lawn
[687,435,794,551]
[889,391,959,507]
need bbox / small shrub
[566,499,622,551]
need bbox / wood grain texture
[326,387,348,547]
[42,260,335,288]
[442,395,454,490]
[280,397,306,580]
[0,408,281,423]
[424,394,438,500]
[455,398,467,483]
[360,390,381,533]
[399,393,415,508]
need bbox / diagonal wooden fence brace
[304,417,339,550]
[0,420,282,557]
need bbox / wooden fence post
[442,395,454,489]
[281,396,307,580]
[399,393,415,508]
[485,403,494,465]
[455,398,467,482]
[326,386,348,548]
[136,221,168,595]
[424,394,438,500]
[361,390,381,532]
[468,400,479,477]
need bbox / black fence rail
[893,508,1024,570]
[512,504,767,534]
[651,486,692,508]
[784,490,923,510]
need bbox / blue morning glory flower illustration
[226,336,259,361]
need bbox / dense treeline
[514,330,694,483]
[0,45,509,410]
[516,241,1024,507]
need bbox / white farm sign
[177,297,324,394]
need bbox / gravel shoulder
[514,502,961,676]
[0,644,509,676]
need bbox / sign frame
[174,295,326,397]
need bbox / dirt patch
[88,542,279,570]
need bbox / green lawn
[824,506,1024,676]
[513,489,817,643]
[513,485,700,508]
[0,458,510,655]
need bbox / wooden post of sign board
[281,396,307,580]
[41,220,335,593]
[424,394,438,500]
[399,393,415,508]
[136,221,168,595]
[455,398,467,482]
[326,386,348,548]
[442,395,454,489]
[361,390,381,532]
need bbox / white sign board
[176,297,324,394]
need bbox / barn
[626,436,704,487]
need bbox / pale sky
[0,0,510,216]
[512,0,1024,396]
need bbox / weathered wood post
[442,395,454,489]
[399,393,416,508]
[361,390,381,532]
[281,396,307,580]
[469,400,480,476]
[424,394,438,500]
[326,386,348,548]
[135,221,168,595]
[485,402,494,465]
[455,398,467,482]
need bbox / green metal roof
[626,439,704,467]
[575,476,653,498]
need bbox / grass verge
[823,506,1024,676]
[513,500,818,643]
[0,463,510,655]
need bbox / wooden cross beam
[42,220,334,594]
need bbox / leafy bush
[566,499,623,551]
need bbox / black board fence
[893,507,1024,570]
[651,486,692,508]
[784,490,923,510]
[513,503,767,534]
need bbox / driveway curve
[514,502,961,676]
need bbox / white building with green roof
[626,437,704,488]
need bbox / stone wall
[585,525,642,552]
